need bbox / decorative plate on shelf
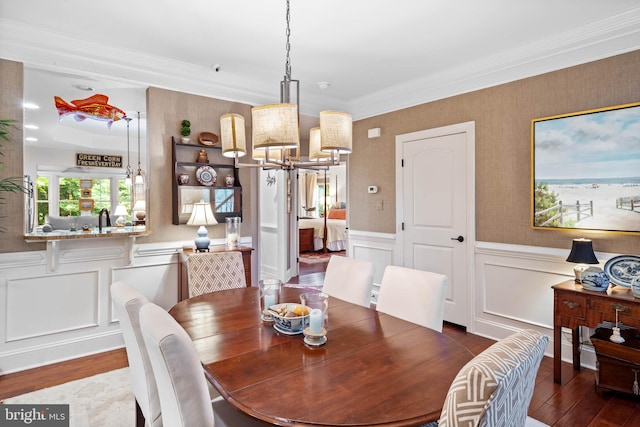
[195,165,217,186]
[603,255,640,288]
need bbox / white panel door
[258,168,296,282]
[397,122,474,328]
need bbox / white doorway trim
[395,121,476,331]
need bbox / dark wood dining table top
[169,286,474,426]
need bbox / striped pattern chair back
[438,329,548,427]
[187,251,246,297]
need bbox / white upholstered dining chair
[376,265,448,332]
[139,303,271,427]
[422,329,549,427]
[322,255,375,307]
[110,281,162,427]
[187,251,246,297]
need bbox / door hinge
[401,159,404,167]
[401,222,405,231]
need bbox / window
[316,182,331,216]
[35,174,132,225]
[90,178,111,214]
[214,188,236,213]
[58,177,80,216]
[36,176,49,225]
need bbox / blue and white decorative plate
[195,165,217,186]
[603,255,640,288]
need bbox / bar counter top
[24,226,150,242]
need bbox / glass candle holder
[225,217,241,249]
[300,292,329,346]
[259,279,281,322]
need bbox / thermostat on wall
[368,185,378,194]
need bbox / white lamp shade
[320,110,352,154]
[133,200,146,211]
[309,127,331,161]
[187,201,218,226]
[252,147,283,162]
[252,103,299,150]
[114,205,128,216]
[220,113,247,158]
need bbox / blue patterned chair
[423,329,549,427]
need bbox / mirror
[22,67,148,232]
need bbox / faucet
[98,208,111,232]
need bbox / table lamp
[113,205,128,227]
[187,200,218,252]
[566,238,598,283]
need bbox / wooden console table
[553,280,640,384]
[178,246,253,302]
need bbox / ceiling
[1,1,640,150]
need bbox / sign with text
[76,153,122,168]
[1,404,69,426]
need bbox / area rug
[299,250,345,264]
[3,367,133,427]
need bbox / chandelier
[220,0,352,170]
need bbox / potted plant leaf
[180,119,191,143]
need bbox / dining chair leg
[135,399,145,427]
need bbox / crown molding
[2,8,640,121]
[348,8,640,119]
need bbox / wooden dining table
[169,286,474,426]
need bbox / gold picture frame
[80,179,92,190]
[81,189,92,198]
[79,199,94,211]
[532,101,640,233]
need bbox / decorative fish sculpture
[54,94,126,128]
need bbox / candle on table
[263,293,276,310]
[309,309,323,334]
[227,232,239,247]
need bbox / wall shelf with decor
[171,137,242,225]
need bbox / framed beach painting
[532,102,640,233]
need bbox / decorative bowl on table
[581,267,610,292]
[269,303,310,335]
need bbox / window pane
[90,179,111,215]
[59,177,80,216]
[214,188,236,213]
[36,176,49,225]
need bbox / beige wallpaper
[350,50,640,254]
[145,87,257,246]
[0,60,34,253]
[4,50,640,256]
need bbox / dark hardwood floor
[3,256,640,426]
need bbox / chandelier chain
[284,0,291,80]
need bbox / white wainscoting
[348,230,620,371]
[0,236,252,374]
[348,230,397,304]
[1,231,613,374]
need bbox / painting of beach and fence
[532,102,640,233]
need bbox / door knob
[451,235,464,243]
